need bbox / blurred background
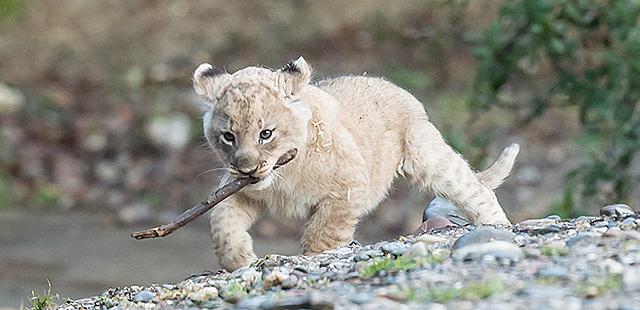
[1,0,638,308]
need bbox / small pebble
[593,220,608,228]
[536,265,568,279]
[349,292,373,304]
[545,214,562,221]
[403,242,428,258]
[264,271,289,289]
[533,224,562,235]
[353,253,370,262]
[133,290,155,303]
[520,218,558,226]
[566,232,601,247]
[266,294,312,309]
[240,269,261,285]
[620,219,638,232]
[414,234,447,244]
[380,242,406,256]
[281,275,299,289]
[188,286,219,302]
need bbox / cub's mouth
[228,162,273,180]
[228,149,298,188]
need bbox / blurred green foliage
[387,69,432,95]
[471,0,640,216]
[0,0,23,22]
[32,184,62,209]
[0,171,13,208]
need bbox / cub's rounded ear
[192,63,229,99]
[279,56,312,96]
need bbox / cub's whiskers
[272,171,286,184]
[193,167,230,182]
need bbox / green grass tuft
[32,184,63,208]
[220,280,248,302]
[0,171,13,209]
[0,0,24,21]
[360,256,417,278]
[576,274,623,298]
[540,245,569,257]
[404,278,506,303]
[28,280,58,310]
[360,251,448,279]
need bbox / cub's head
[193,57,312,187]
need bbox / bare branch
[131,149,298,240]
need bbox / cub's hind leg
[402,119,510,225]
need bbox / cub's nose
[232,157,259,176]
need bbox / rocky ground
[55,203,640,309]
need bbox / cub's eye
[222,132,235,144]
[259,129,273,140]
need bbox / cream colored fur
[193,57,519,271]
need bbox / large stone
[452,240,523,262]
[452,226,520,262]
[414,216,455,234]
[422,197,469,226]
[452,226,515,249]
[600,204,635,218]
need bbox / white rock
[516,165,541,185]
[240,269,262,285]
[95,161,119,184]
[150,63,170,82]
[0,83,24,113]
[602,258,625,275]
[187,286,218,302]
[414,234,447,244]
[404,242,428,258]
[145,114,192,150]
[452,241,523,262]
[624,266,640,289]
[118,202,152,224]
[83,132,107,152]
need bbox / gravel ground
[58,204,640,309]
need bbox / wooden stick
[131,149,298,240]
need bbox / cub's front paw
[302,250,322,256]
[219,251,258,271]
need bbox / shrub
[470,0,640,215]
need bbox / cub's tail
[476,143,520,189]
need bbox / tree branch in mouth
[131,149,298,240]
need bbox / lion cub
[192,57,518,270]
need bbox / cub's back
[315,76,429,195]
[316,76,429,126]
